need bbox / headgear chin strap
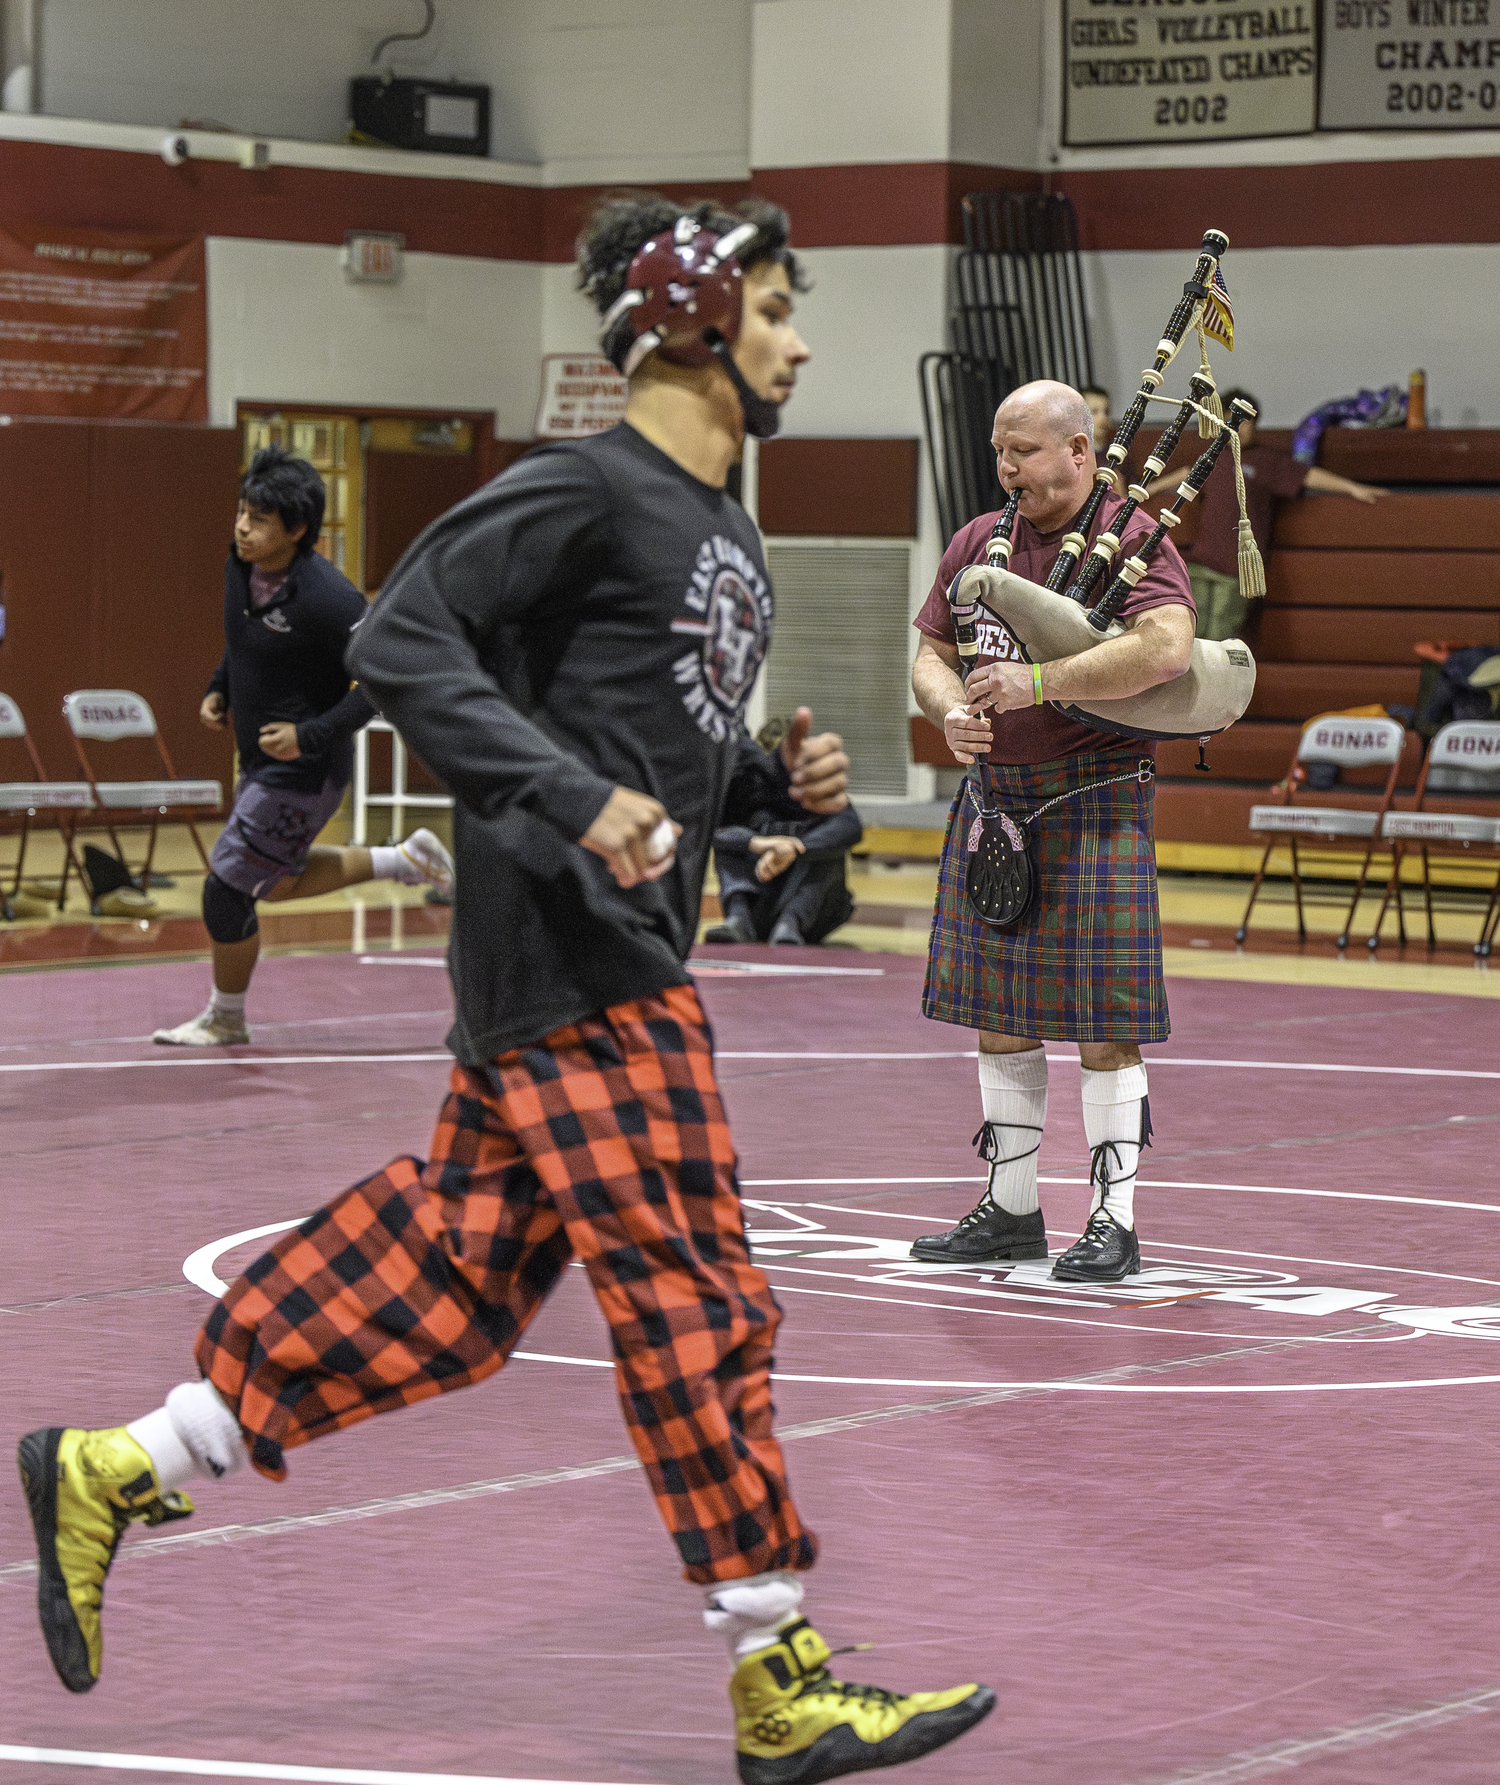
[600,216,783,439]
[710,337,783,440]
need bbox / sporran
[964,771,1037,928]
[963,757,1155,930]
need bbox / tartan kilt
[923,751,1169,1042]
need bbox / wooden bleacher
[911,428,1500,870]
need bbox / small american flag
[1201,263,1234,351]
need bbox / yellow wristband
[1032,663,1044,706]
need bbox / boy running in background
[154,446,452,1046]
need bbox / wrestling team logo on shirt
[670,534,773,742]
[261,609,293,633]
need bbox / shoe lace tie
[951,1121,1043,1227]
[1075,1202,1122,1254]
[1088,1139,1125,1203]
[798,1660,902,1710]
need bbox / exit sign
[343,231,404,283]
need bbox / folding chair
[1237,715,1407,950]
[0,692,94,919]
[58,689,222,911]
[1368,720,1500,957]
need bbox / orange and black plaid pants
[195,983,817,1585]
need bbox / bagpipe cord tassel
[1195,319,1224,440]
[1229,430,1267,599]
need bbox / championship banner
[1063,0,1318,146]
[1320,0,1500,130]
[0,225,207,421]
[533,352,626,440]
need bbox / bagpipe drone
[948,229,1261,751]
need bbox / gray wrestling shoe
[152,1006,250,1047]
[392,829,454,893]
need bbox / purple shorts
[209,776,347,897]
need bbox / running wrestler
[20,197,993,1785]
[153,445,453,1047]
[909,380,1195,1283]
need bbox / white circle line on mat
[183,1221,307,1294]
[741,1176,1500,1214]
[181,1232,1500,1397]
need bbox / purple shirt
[249,564,291,610]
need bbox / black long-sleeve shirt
[347,423,775,1062]
[716,744,864,860]
[208,547,375,792]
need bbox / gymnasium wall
[13,0,1499,438]
[3,0,1497,794]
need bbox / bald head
[990,379,1098,533]
[995,380,1095,447]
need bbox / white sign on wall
[1320,0,1500,129]
[533,353,627,440]
[1062,0,1318,145]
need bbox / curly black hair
[576,191,808,319]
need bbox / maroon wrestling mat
[1,947,1497,1785]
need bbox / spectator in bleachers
[1149,386,1386,642]
[1081,384,1111,451]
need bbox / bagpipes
[948,229,1261,749]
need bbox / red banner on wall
[0,224,207,421]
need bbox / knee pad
[202,872,258,944]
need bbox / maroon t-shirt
[1188,443,1305,577]
[914,489,1196,764]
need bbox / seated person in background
[1081,384,1111,451]
[706,707,862,945]
[1148,385,1385,642]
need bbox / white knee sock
[975,1048,1049,1215]
[1080,1064,1151,1231]
[124,1409,195,1491]
[127,1380,245,1489]
[704,1570,806,1660]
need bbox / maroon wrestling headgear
[599,215,783,438]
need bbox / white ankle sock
[163,1379,245,1481]
[209,987,246,1018]
[1081,1064,1151,1230]
[369,844,403,881]
[704,1570,806,1660]
[976,1048,1049,1215]
[125,1408,196,1492]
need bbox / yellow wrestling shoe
[16,1426,193,1692]
[730,1618,994,1784]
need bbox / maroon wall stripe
[0,138,545,260]
[1055,157,1500,252]
[2,136,1497,258]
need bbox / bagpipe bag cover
[952,565,1256,741]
